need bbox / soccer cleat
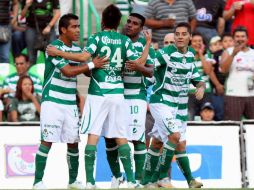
[33,181,47,189]
[111,175,125,188]
[68,180,85,189]
[85,182,97,189]
[188,179,203,188]
[157,177,175,188]
[144,182,159,188]
[127,182,143,189]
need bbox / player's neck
[103,27,116,31]
[59,36,72,47]
[130,34,139,42]
[177,46,188,54]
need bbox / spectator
[163,33,175,46]
[200,102,215,121]
[221,32,234,49]
[208,35,228,121]
[9,75,41,122]
[0,0,18,63]
[188,32,212,120]
[144,0,196,48]
[2,54,42,121]
[223,0,254,47]
[11,2,27,58]
[20,0,60,65]
[2,54,42,100]
[220,26,254,120]
[193,0,225,46]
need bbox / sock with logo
[67,147,79,184]
[118,143,135,183]
[175,151,193,183]
[151,154,161,183]
[105,140,121,178]
[134,142,146,181]
[34,144,51,185]
[159,141,176,179]
[85,145,96,185]
[141,146,160,185]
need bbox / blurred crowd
[1,0,254,122]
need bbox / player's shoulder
[187,46,196,57]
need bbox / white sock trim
[106,146,118,151]
[164,143,175,151]
[175,153,187,158]
[134,149,147,154]
[37,150,48,157]
[67,152,79,156]
[148,149,160,156]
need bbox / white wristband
[87,62,95,70]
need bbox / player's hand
[46,45,60,57]
[25,0,33,7]
[92,56,109,68]
[143,30,152,45]
[125,60,140,71]
[195,86,205,100]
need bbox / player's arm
[135,30,152,65]
[59,56,108,77]
[126,62,154,77]
[47,45,91,62]
[191,64,205,100]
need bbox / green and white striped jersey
[3,73,43,98]
[84,30,139,96]
[124,37,155,100]
[189,54,212,93]
[41,39,82,105]
[150,45,203,121]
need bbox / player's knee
[151,139,163,150]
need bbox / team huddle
[32,4,204,189]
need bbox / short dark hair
[129,13,145,27]
[59,13,79,35]
[174,22,191,34]
[102,4,122,30]
[15,53,29,62]
[191,31,204,41]
[233,26,248,37]
[221,32,233,40]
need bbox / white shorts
[40,101,80,143]
[149,103,179,143]
[80,95,128,139]
[125,99,147,142]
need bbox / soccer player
[104,13,155,188]
[141,22,204,188]
[46,4,151,189]
[32,14,107,189]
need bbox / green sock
[176,151,193,183]
[118,144,135,183]
[134,143,146,181]
[34,144,50,185]
[151,155,161,183]
[105,140,121,178]
[141,146,160,185]
[159,141,176,180]
[67,147,79,184]
[85,145,96,185]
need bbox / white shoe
[127,182,143,189]
[68,181,85,189]
[111,175,125,188]
[157,177,174,188]
[33,181,47,189]
[86,182,96,189]
[144,182,158,188]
